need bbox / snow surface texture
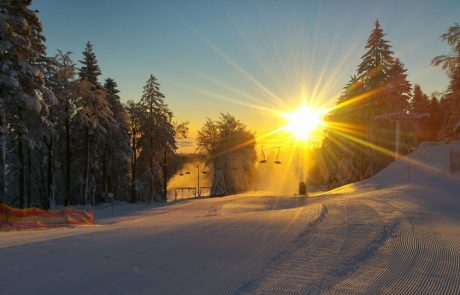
[1,142,460,294]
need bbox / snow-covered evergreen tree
[0,0,55,206]
[197,113,256,196]
[427,96,443,140]
[78,42,101,85]
[317,20,412,189]
[125,100,144,203]
[411,85,430,114]
[138,74,176,201]
[43,50,77,206]
[357,20,395,97]
[410,85,431,143]
[432,23,460,139]
[386,58,411,114]
[102,78,130,200]
[76,42,114,205]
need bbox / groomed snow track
[1,142,460,294]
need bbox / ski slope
[1,142,460,294]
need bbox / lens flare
[281,105,325,141]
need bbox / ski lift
[185,165,191,175]
[274,147,282,164]
[259,146,267,164]
[202,163,208,174]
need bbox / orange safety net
[0,204,94,230]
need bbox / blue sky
[33,0,460,140]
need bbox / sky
[33,0,460,151]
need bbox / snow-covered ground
[1,142,460,294]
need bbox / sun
[281,105,326,141]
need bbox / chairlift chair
[259,146,267,164]
[274,147,282,164]
[202,162,208,174]
[185,165,191,175]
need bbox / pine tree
[441,68,460,139]
[0,0,54,206]
[316,20,412,189]
[356,21,412,172]
[432,23,460,74]
[410,85,431,142]
[354,20,393,173]
[197,113,256,195]
[44,50,77,206]
[432,23,460,139]
[386,58,411,113]
[76,42,113,205]
[125,100,144,203]
[411,85,430,114]
[102,78,130,200]
[139,75,164,201]
[138,74,176,201]
[427,96,443,140]
[79,42,101,86]
[357,20,395,96]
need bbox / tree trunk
[46,137,53,209]
[64,102,71,206]
[0,105,6,204]
[163,148,167,201]
[83,127,90,205]
[35,157,46,206]
[26,147,32,208]
[150,155,153,201]
[102,139,108,201]
[18,132,24,208]
[149,103,154,201]
[130,129,136,203]
[149,134,154,202]
[106,139,113,197]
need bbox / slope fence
[0,204,94,230]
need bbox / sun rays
[280,105,326,141]
[178,23,452,187]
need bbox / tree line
[0,1,190,208]
[310,20,460,189]
[4,2,458,204]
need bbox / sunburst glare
[281,105,327,142]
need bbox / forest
[309,20,460,189]
[1,1,459,208]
